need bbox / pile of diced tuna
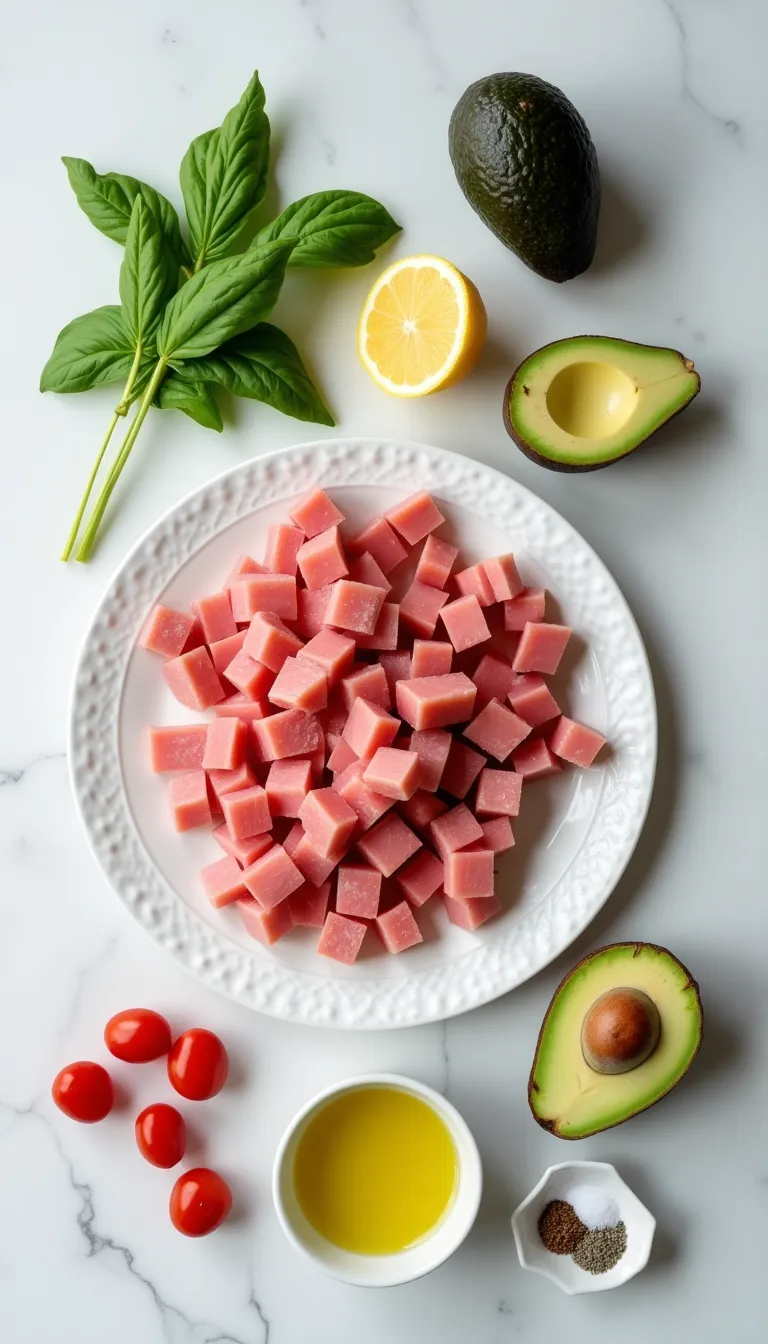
[140,487,607,964]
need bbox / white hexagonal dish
[511,1160,656,1294]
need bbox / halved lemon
[357,254,487,397]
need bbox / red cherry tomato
[169,1167,232,1237]
[167,1029,228,1101]
[104,1008,172,1063]
[135,1102,186,1168]
[52,1061,114,1123]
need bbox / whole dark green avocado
[449,73,601,282]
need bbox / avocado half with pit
[504,336,700,471]
[529,943,703,1139]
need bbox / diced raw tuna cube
[396,849,443,908]
[443,891,501,931]
[288,879,331,928]
[340,663,391,712]
[507,673,560,727]
[482,554,523,602]
[357,813,421,876]
[231,573,298,623]
[286,825,339,886]
[294,585,332,639]
[207,761,257,801]
[362,748,421,801]
[298,628,356,685]
[251,710,323,761]
[343,700,398,762]
[212,825,273,867]
[269,655,327,713]
[221,784,271,841]
[243,612,303,672]
[464,698,531,761]
[224,649,275,700]
[265,523,304,576]
[513,622,571,675]
[297,525,348,590]
[480,816,515,853]
[327,738,358,773]
[375,900,423,953]
[401,790,448,832]
[385,490,445,545]
[298,788,358,857]
[149,724,208,772]
[549,717,607,766]
[415,534,459,589]
[355,602,400,651]
[439,594,491,653]
[475,767,523,817]
[168,771,211,831]
[512,737,562,779]
[336,862,382,918]
[192,591,236,643]
[379,650,412,699]
[140,604,195,658]
[333,762,394,829]
[238,895,294,945]
[348,551,392,592]
[410,641,450,680]
[200,855,248,908]
[242,843,304,909]
[209,631,247,681]
[317,911,367,964]
[473,651,516,709]
[440,740,486,799]
[429,802,483,858]
[396,673,476,730]
[399,581,449,638]
[265,759,312,817]
[202,717,247,771]
[163,647,225,711]
[213,693,271,721]
[454,562,494,607]
[503,588,546,631]
[225,554,265,589]
[325,580,385,635]
[289,486,344,538]
[408,728,451,792]
[347,516,408,573]
[444,842,494,899]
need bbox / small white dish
[511,1160,655,1295]
[272,1072,482,1287]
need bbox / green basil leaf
[119,197,176,346]
[62,157,189,266]
[254,190,401,268]
[157,240,294,361]
[179,323,334,426]
[155,373,223,431]
[180,72,270,267]
[40,306,138,393]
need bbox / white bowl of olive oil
[272,1073,483,1286]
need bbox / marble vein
[0,751,66,788]
[660,0,742,142]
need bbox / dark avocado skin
[449,73,601,283]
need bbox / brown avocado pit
[581,987,660,1075]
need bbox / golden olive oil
[293,1086,458,1255]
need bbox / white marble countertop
[2,1,766,1340]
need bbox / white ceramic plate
[69,438,656,1028]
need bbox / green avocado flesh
[529,943,703,1139]
[505,336,700,470]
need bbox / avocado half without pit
[529,943,703,1139]
[504,336,700,471]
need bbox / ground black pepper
[571,1223,627,1274]
[537,1199,588,1255]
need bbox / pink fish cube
[207,761,256,801]
[440,740,486,799]
[473,651,516,709]
[395,849,443,908]
[298,788,358,858]
[379,650,412,698]
[192,590,236,643]
[265,523,304,576]
[269,656,328,713]
[342,697,399,758]
[286,825,339,886]
[221,784,271,841]
[265,759,312,817]
[408,729,451,792]
[507,673,560,727]
[464,698,531,761]
[336,862,382,919]
[454,562,494,607]
[289,879,331,928]
[209,631,246,681]
[140,604,195,658]
[357,813,421,876]
[327,738,358,774]
[213,693,272,721]
[512,737,562,780]
[289,486,344,538]
[149,724,208,772]
[399,581,449,638]
[415,534,459,589]
[401,790,448,833]
[549,717,607,767]
[298,628,356,685]
[294,585,332,639]
[444,842,494,900]
[224,554,265,589]
[202,717,247,771]
[297,525,348,590]
[243,612,303,672]
[251,710,323,761]
[482,553,523,602]
[443,891,501,931]
[340,663,391,711]
[212,825,272,867]
[375,900,423,953]
[347,552,392,592]
[410,640,452,679]
[163,646,225,711]
[238,895,294,945]
[362,748,421,801]
[325,580,385,635]
[333,762,394,830]
[223,649,275,700]
[475,768,522,817]
[503,588,546,631]
[242,843,304,910]
[396,673,476,730]
[385,491,445,545]
[347,516,408,574]
[355,602,400,651]
[231,573,298,623]
[317,911,367,964]
[513,622,572,675]
[439,595,491,653]
[200,855,248,908]
[480,816,515,853]
[429,803,483,859]
[168,771,211,831]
